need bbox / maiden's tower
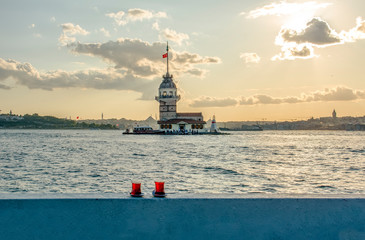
[155,43,207,134]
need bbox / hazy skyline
[1,0,365,121]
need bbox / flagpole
[166,41,169,75]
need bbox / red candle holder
[153,181,166,197]
[130,182,143,197]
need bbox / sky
[0,0,365,121]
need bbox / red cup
[154,181,165,194]
[131,182,141,195]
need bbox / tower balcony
[155,95,181,102]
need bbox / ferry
[123,126,165,135]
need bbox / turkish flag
[162,53,168,58]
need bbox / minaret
[155,42,180,121]
[332,109,337,118]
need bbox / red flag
[76,116,79,120]
[162,53,168,58]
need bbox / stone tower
[155,43,180,121]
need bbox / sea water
[0,129,364,194]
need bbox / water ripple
[0,129,364,194]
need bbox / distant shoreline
[1,113,365,131]
[0,128,363,131]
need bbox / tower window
[163,91,167,96]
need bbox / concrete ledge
[0,194,364,240]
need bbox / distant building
[332,109,337,118]
[155,43,206,133]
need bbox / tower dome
[159,74,176,89]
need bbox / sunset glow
[0,0,364,121]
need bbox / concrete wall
[0,194,364,240]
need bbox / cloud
[160,28,189,45]
[106,11,125,25]
[50,17,56,22]
[61,23,89,35]
[0,58,158,100]
[306,87,362,102]
[189,86,365,107]
[128,8,166,21]
[272,43,315,60]
[246,2,365,61]
[240,52,260,63]
[278,18,341,46]
[59,23,90,46]
[152,22,160,31]
[189,96,238,108]
[107,8,188,45]
[340,17,365,42]
[186,68,206,77]
[29,24,35,29]
[106,8,166,26]
[70,38,220,78]
[273,17,344,60]
[0,39,220,99]
[151,21,189,46]
[0,83,11,89]
[273,17,365,60]
[99,27,110,37]
[245,1,332,19]
[173,51,221,64]
[245,86,365,105]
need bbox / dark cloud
[291,45,312,57]
[273,17,345,60]
[280,18,341,46]
[71,39,163,76]
[308,87,359,102]
[70,38,220,78]
[173,52,220,64]
[0,39,220,100]
[186,68,206,77]
[190,87,365,108]
[239,97,255,105]
[250,86,365,105]
[0,83,11,89]
[0,58,158,100]
[272,44,314,60]
[254,95,283,104]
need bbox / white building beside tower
[155,43,207,133]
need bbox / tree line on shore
[0,113,117,129]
